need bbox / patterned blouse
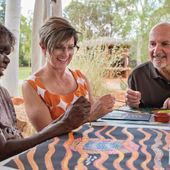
[27,69,89,120]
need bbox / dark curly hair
[0,23,15,50]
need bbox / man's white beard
[152,57,167,69]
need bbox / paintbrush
[114,108,146,114]
[115,99,126,103]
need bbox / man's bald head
[148,22,170,71]
[149,22,170,36]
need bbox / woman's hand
[60,96,91,131]
[89,94,115,121]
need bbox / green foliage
[19,15,32,67]
[18,67,31,96]
[19,67,31,80]
[0,1,32,67]
[0,0,5,23]
[64,0,133,39]
[64,0,170,65]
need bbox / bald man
[125,22,170,108]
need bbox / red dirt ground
[104,78,127,108]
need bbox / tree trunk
[2,0,21,97]
[136,35,142,65]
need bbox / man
[0,23,91,161]
[126,22,170,108]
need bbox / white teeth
[154,55,165,59]
[57,58,67,62]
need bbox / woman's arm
[22,81,53,131]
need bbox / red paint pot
[154,113,170,123]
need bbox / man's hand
[125,89,141,108]
[60,96,91,131]
[90,94,115,121]
[163,98,170,109]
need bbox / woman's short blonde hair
[39,17,79,54]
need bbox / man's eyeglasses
[54,45,79,54]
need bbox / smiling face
[39,17,79,72]
[45,36,75,71]
[0,36,11,77]
[149,23,170,71]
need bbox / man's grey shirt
[128,61,170,108]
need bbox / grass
[70,46,111,98]
[19,67,32,80]
[70,43,129,98]
[18,67,31,96]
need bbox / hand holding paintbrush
[88,94,115,126]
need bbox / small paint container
[154,113,170,123]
